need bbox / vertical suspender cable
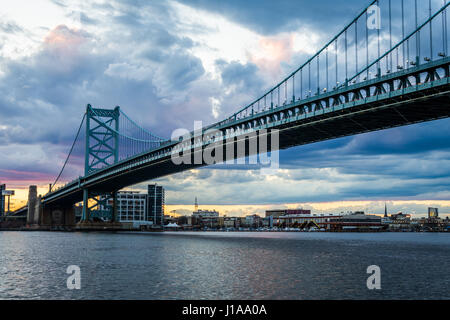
[407,38,410,67]
[285,81,287,103]
[402,0,405,67]
[377,0,380,74]
[443,0,447,55]
[326,47,329,90]
[271,91,273,108]
[445,0,448,55]
[389,0,393,71]
[278,86,280,106]
[300,69,303,99]
[345,29,348,82]
[336,39,339,85]
[51,113,86,191]
[407,12,410,67]
[292,75,295,102]
[309,62,311,94]
[366,11,369,79]
[355,20,358,80]
[430,0,433,59]
[416,0,420,63]
[317,55,320,93]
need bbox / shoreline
[0,228,448,233]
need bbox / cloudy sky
[1,0,450,217]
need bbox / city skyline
[166,201,450,219]
[4,183,450,218]
[1,0,450,214]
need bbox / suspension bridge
[17,0,450,228]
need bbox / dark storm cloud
[161,53,205,90]
[79,12,98,26]
[0,1,206,142]
[179,0,368,35]
[0,1,210,181]
[271,118,450,189]
[337,178,450,200]
[216,60,264,92]
[0,26,111,145]
[278,118,450,165]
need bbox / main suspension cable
[50,113,86,192]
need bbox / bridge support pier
[26,185,39,225]
[111,191,118,223]
[40,204,75,229]
[81,188,118,222]
[78,188,122,230]
[81,188,89,221]
[26,185,75,229]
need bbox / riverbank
[1,227,448,233]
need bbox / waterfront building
[0,184,5,216]
[99,191,151,228]
[97,185,163,227]
[192,209,220,228]
[173,215,194,230]
[218,216,225,228]
[265,209,311,218]
[223,217,236,229]
[262,216,273,228]
[116,191,147,222]
[415,208,446,231]
[222,216,241,229]
[192,209,219,218]
[148,184,165,226]
[428,207,439,218]
[330,212,383,232]
[381,216,391,225]
[244,214,262,228]
[388,212,412,231]
[276,212,343,230]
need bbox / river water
[0,231,449,300]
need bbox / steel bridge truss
[219,58,450,138]
[86,191,116,221]
[85,105,120,175]
[82,105,120,222]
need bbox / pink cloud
[40,25,91,73]
[0,169,54,185]
[249,34,294,79]
[44,25,88,49]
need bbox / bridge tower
[81,104,120,222]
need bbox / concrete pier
[40,204,75,228]
[26,185,38,225]
[25,185,76,229]
[17,185,124,231]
